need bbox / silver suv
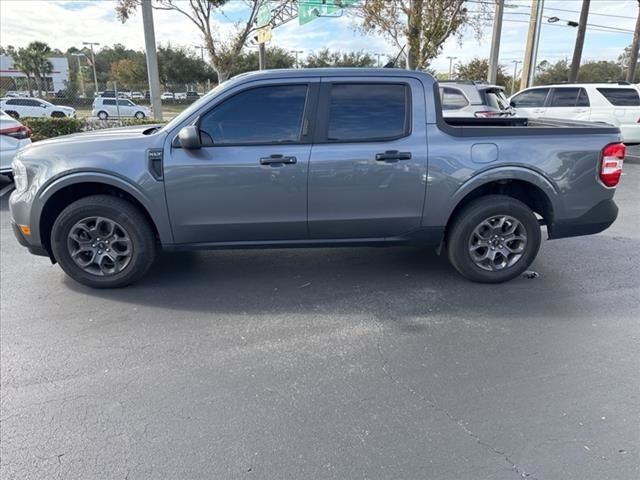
[439,81,513,117]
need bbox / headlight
[12,159,28,193]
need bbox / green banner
[257,2,272,28]
[299,0,360,26]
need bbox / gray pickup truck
[9,69,625,288]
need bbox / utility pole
[141,0,162,120]
[627,0,640,82]
[258,43,267,70]
[487,0,505,84]
[82,41,100,95]
[511,60,522,94]
[374,53,385,68]
[521,0,544,88]
[291,50,303,68]
[447,56,457,80]
[568,0,590,82]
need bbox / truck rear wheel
[50,195,156,288]
[446,195,541,283]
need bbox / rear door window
[549,88,583,107]
[596,88,640,106]
[103,99,116,106]
[440,87,469,110]
[510,88,550,108]
[326,83,409,141]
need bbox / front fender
[32,170,174,245]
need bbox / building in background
[0,55,70,94]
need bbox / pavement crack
[376,343,538,480]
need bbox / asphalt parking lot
[1,163,638,480]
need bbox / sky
[0,0,637,74]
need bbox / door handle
[260,154,297,165]
[375,150,412,162]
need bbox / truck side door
[164,80,319,244]
[307,78,428,239]
[544,87,590,120]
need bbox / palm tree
[26,42,53,97]
[8,47,35,97]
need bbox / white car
[91,97,151,120]
[0,110,32,177]
[131,91,144,100]
[509,83,640,144]
[0,97,76,119]
[160,92,174,100]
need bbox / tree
[226,47,295,77]
[355,0,487,70]
[303,49,376,68]
[578,61,624,83]
[6,42,54,96]
[109,58,146,89]
[534,59,569,85]
[454,58,510,88]
[617,44,640,82]
[116,0,291,82]
[158,44,214,89]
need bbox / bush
[21,117,85,142]
[20,117,165,141]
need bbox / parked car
[0,97,76,119]
[0,110,32,178]
[9,69,624,288]
[509,82,640,144]
[175,91,200,100]
[439,81,513,117]
[4,91,31,98]
[91,97,151,120]
[98,90,116,98]
[131,91,144,100]
[161,92,174,100]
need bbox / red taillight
[600,142,625,188]
[0,125,31,139]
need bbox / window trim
[190,83,319,148]
[314,82,413,144]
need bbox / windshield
[161,78,242,133]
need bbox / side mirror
[178,125,202,149]
[509,100,516,108]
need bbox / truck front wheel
[446,195,541,283]
[50,195,156,288]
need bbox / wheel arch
[443,168,559,240]
[35,173,170,258]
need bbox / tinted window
[5,99,18,105]
[200,85,307,144]
[117,99,133,106]
[103,99,116,106]
[511,88,550,108]
[440,87,469,110]
[549,88,582,107]
[577,88,590,106]
[327,84,408,141]
[596,88,640,106]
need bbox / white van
[91,97,151,120]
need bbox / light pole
[447,56,457,80]
[290,50,303,68]
[374,53,385,68]
[511,60,522,94]
[194,45,205,61]
[82,41,100,96]
[71,53,86,98]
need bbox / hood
[34,124,162,147]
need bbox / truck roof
[232,67,436,82]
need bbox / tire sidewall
[51,200,154,288]
[448,196,541,283]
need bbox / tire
[134,111,145,119]
[97,111,108,120]
[50,195,156,288]
[446,195,541,283]
[6,110,19,119]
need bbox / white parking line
[0,183,15,197]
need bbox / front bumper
[11,221,49,257]
[549,199,618,239]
